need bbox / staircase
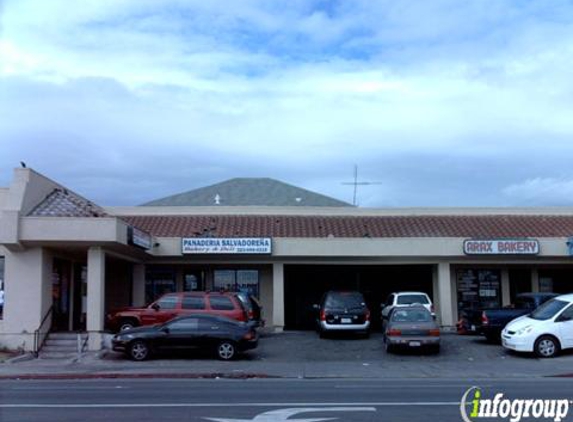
[38,332,88,360]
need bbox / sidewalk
[1,332,572,380]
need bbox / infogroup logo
[460,387,571,422]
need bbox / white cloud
[503,178,573,206]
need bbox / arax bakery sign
[463,239,540,255]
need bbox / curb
[0,372,278,380]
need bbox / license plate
[409,341,421,347]
[471,325,476,331]
[341,318,352,324]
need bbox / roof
[28,188,108,218]
[120,214,573,238]
[141,178,353,207]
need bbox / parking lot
[93,331,573,379]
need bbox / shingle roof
[120,214,573,238]
[142,178,353,207]
[28,188,108,217]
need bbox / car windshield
[396,294,429,305]
[324,293,365,309]
[529,299,569,321]
[391,308,432,323]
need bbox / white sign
[463,239,539,255]
[182,237,272,254]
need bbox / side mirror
[151,303,160,311]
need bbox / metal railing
[33,305,53,356]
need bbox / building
[1,167,573,351]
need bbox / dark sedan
[112,314,259,361]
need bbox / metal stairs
[38,332,88,359]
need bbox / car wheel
[362,331,370,339]
[430,345,440,354]
[534,335,560,358]
[319,329,327,339]
[385,341,394,354]
[129,340,150,361]
[119,319,137,332]
[217,341,237,360]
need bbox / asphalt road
[1,378,573,422]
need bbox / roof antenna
[341,164,382,206]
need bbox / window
[155,295,178,310]
[209,296,235,310]
[558,304,573,321]
[213,269,260,297]
[182,296,206,310]
[397,294,430,305]
[167,318,199,331]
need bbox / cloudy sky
[1,0,573,207]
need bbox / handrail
[79,332,89,355]
[33,305,54,356]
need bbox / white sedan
[502,293,573,358]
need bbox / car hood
[116,324,160,336]
[505,315,537,331]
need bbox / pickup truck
[480,292,558,342]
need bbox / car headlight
[516,325,533,335]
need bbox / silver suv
[381,291,435,321]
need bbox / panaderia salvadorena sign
[182,238,272,254]
[463,239,540,255]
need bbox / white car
[381,292,435,320]
[502,293,573,358]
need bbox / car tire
[385,341,394,354]
[319,329,327,339]
[429,345,440,354]
[129,340,150,361]
[361,331,370,339]
[217,341,237,360]
[534,335,560,358]
[119,319,138,332]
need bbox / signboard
[463,239,539,255]
[128,226,152,250]
[182,237,272,254]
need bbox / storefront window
[214,269,260,297]
[145,270,176,303]
[457,269,501,313]
[0,256,5,319]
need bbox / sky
[1,0,573,207]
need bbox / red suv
[106,292,249,332]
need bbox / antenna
[341,165,382,206]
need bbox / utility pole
[341,165,382,206]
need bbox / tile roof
[120,214,573,238]
[142,178,353,207]
[28,188,108,218]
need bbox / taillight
[387,328,402,336]
[320,310,326,321]
[365,310,370,321]
[243,331,255,340]
[430,305,435,314]
[481,312,489,326]
[429,328,440,337]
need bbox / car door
[556,304,573,349]
[161,317,201,351]
[141,295,180,325]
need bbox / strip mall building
[1,168,573,351]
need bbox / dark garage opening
[284,264,434,330]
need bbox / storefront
[2,167,573,352]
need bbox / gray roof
[28,188,108,217]
[142,178,353,207]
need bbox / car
[106,291,251,332]
[383,305,441,353]
[314,291,371,338]
[112,314,259,361]
[502,293,573,358]
[381,292,435,321]
[480,293,558,342]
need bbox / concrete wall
[0,247,53,351]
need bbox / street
[1,378,573,422]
